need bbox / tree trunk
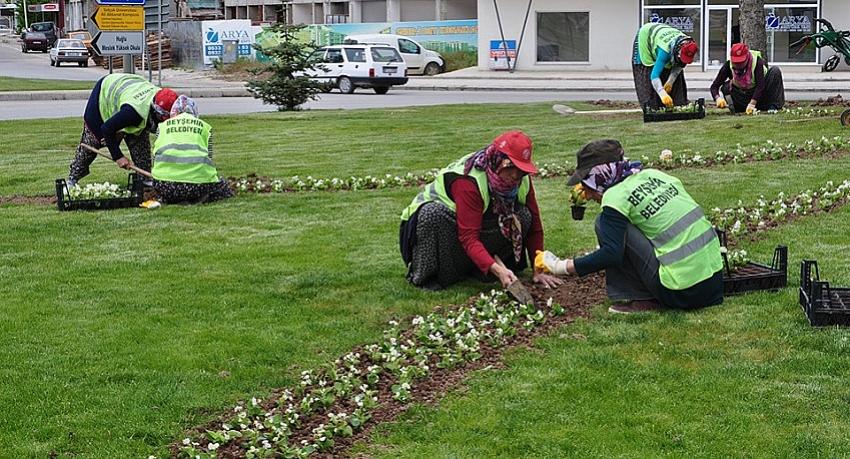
[739,0,767,59]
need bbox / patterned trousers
[68,124,153,182]
[404,202,532,290]
[632,64,689,110]
[152,179,234,204]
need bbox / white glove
[535,250,568,275]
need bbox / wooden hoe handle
[80,143,153,179]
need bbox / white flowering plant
[173,290,566,458]
[65,182,132,200]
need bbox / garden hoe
[494,255,535,305]
[79,143,153,179]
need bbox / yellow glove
[661,94,674,108]
[716,98,728,109]
[746,103,756,115]
[664,83,673,93]
[534,250,568,275]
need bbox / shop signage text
[650,13,695,33]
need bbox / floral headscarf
[465,145,526,262]
[170,95,199,117]
[581,160,643,194]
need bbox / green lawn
[1,104,849,457]
[0,76,92,92]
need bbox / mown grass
[0,76,92,91]
[0,104,848,457]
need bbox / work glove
[746,103,757,115]
[716,98,728,109]
[664,82,673,93]
[535,250,568,275]
[660,93,674,108]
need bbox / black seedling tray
[716,229,788,296]
[643,98,706,123]
[55,173,144,211]
[799,260,850,327]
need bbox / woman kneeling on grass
[536,139,724,314]
[399,131,563,290]
[151,96,234,204]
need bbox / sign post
[88,0,144,75]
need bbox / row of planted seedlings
[227,134,850,194]
[176,292,565,458]
[173,176,850,458]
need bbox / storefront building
[477,0,850,71]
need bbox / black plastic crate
[716,229,788,296]
[799,260,850,326]
[55,174,144,211]
[643,98,706,123]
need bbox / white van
[303,44,408,94]
[343,34,445,76]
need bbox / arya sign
[201,20,259,66]
[765,13,812,33]
[649,13,695,33]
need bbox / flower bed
[173,276,607,458]
[226,136,850,195]
[709,178,850,243]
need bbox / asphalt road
[0,37,106,81]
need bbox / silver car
[49,39,89,67]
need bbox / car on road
[67,30,102,65]
[303,44,408,94]
[21,31,49,53]
[22,21,58,48]
[343,34,445,76]
[49,39,90,67]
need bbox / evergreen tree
[247,24,327,111]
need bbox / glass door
[706,7,730,68]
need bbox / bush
[246,24,326,111]
[442,51,477,73]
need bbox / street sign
[92,31,144,55]
[92,6,144,31]
[96,0,145,5]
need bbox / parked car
[67,30,102,65]
[343,34,444,76]
[21,31,49,53]
[303,44,408,94]
[50,39,89,67]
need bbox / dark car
[21,21,57,52]
[21,31,49,53]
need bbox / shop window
[645,0,699,4]
[536,12,589,63]
[765,6,818,63]
[642,8,702,64]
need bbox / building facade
[223,0,475,26]
[477,0,850,71]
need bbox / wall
[822,0,850,69]
[401,0,432,21]
[445,0,475,20]
[167,19,203,68]
[477,0,637,71]
[362,0,386,22]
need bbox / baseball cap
[493,130,537,174]
[566,139,625,186]
[678,40,698,65]
[730,43,750,64]
[153,88,179,119]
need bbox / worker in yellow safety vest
[68,73,179,187]
[536,139,724,314]
[632,22,698,110]
[710,43,785,114]
[150,96,234,204]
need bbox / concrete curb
[0,87,251,101]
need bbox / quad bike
[790,19,850,72]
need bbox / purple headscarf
[581,160,643,194]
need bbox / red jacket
[450,177,544,274]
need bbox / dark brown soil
[812,94,850,107]
[0,195,56,206]
[587,99,640,109]
[171,273,606,458]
